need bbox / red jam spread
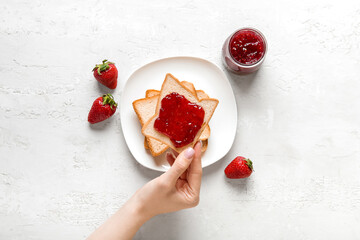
[229,29,265,65]
[154,92,205,148]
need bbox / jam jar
[222,28,267,74]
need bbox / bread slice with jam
[142,73,218,153]
[144,86,211,141]
[134,81,211,156]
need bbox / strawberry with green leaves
[88,94,117,124]
[224,156,253,179]
[93,59,118,89]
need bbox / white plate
[120,56,237,172]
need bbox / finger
[164,147,195,183]
[180,169,187,180]
[167,151,186,180]
[171,150,187,179]
[187,142,202,192]
[166,152,175,166]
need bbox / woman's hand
[133,141,203,218]
[87,142,203,240]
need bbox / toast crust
[201,140,208,152]
[144,138,149,149]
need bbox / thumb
[164,147,195,182]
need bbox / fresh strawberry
[93,59,118,89]
[224,156,253,179]
[88,94,117,124]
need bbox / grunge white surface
[1,0,359,239]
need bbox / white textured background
[1,0,360,239]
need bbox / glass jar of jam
[222,28,267,74]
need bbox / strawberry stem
[102,94,117,110]
[245,159,253,171]
[93,59,115,75]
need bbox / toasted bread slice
[140,83,198,155]
[199,125,210,141]
[142,73,218,153]
[197,88,211,141]
[133,96,169,156]
[145,89,160,98]
[144,138,149,149]
[195,89,211,141]
[201,140,208,153]
[181,81,196,96]
[196,90,209,100]
[142,84,210,155]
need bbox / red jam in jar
[222,28,267,73]
[154,92,205,148]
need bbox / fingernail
[184,147,195,159]
[200,141,203,148]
